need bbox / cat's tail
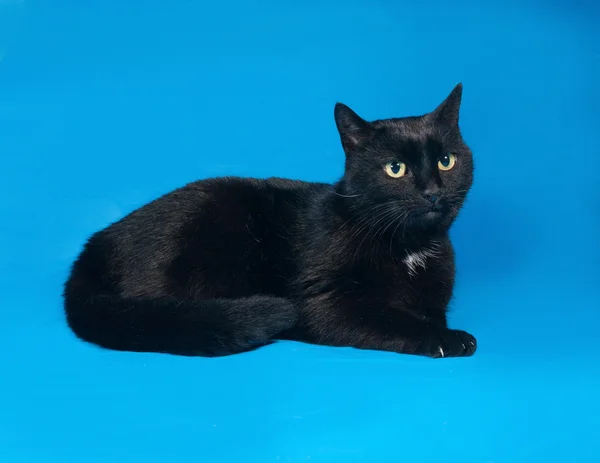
[63,276,298,357]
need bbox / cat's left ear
[430,83,463,127]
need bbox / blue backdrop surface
[1,0,599,461]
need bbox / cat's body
[64,84,476,358]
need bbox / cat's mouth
[412,203,447,224]
[416,210,444,226]
[423,210,443,219]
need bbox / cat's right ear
[334,103,370,154]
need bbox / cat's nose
[422,187,440,204]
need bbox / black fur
[64,83,476,358]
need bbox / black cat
[63,83,476,359]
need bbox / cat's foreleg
[303,312,477,358]
[398,328,477,358]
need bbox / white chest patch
[403,245,440,277]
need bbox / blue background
[1,0,599,461]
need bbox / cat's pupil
[440,155,450,167]
[391,162,401,174]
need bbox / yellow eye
[438,153,456,171]
[385,161,407,178]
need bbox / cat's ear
[334,103,371,153]
[430,83,463,127]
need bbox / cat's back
[108,175,326,238]
[76,176,329,298]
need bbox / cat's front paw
[424,329,477,358]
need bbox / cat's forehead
[372,117,443,151]
[373,116,435,138]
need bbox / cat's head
[334,83,473,233]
